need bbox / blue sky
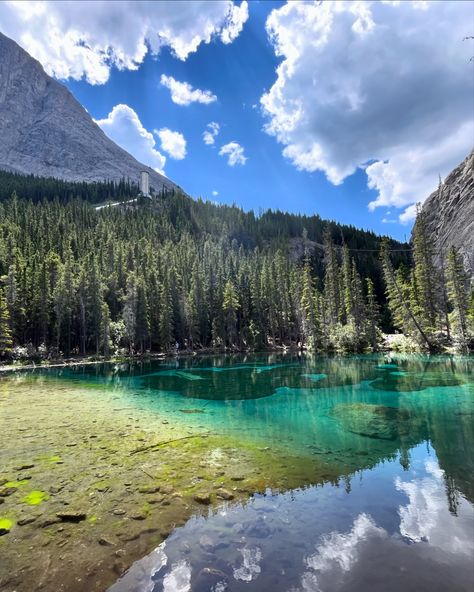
[2,1,472,241]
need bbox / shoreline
[0,346,300,373]
[0,340,466,373]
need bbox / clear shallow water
[36,354,474,591]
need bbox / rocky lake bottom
[0,353,473,592]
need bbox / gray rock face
[0,32,178,192]
[418,149,474,277]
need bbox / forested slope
[0,171,409,357]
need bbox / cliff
[0,33,178,192]
[419,149,474,276]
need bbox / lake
[0,353,473,592]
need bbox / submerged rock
[216,488,234,501]
[194,567,228,591]
[0,487,17,497]
[194,492,212,505]
[330,403,411,441]
[138,485,160,494]
[40,517,62,528]
[98,536,115,546]
[17,516,37,526]
[13,463,35,471]
[56,511,87,523]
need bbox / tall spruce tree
[446,247,470,347]
[412,205,440,333]
[0,289,12,357]
[323,227,341,328]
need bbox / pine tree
[222,279,240,347]
[100,301,112,356]
[446,247,470,347]
[351,260,365,332]
[0,289,12,357]
[135,276,150,353]
[380,239,432,350]
[159,271,174,350]
[299,262,319,349]
[122,273,138,354]
[341,244,353,324]
[365,278,379,351]
[412,205,440,333]
[323,227,341,328]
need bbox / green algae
[36,454,63,463]
[4,480,29,488]
[0,518,13,534]
[22,490,49,505]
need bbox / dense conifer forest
[0,171,472,359]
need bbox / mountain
[0,32,178,192]
[419,149,474,277]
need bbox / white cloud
[95,104,166,173]
[203,122,220,145]
[0,1,249,84]
[162,560,191,592]
[220,0,249,44]
[300,513,386,591]
[160,75,217,106]
[212,190,219,196]
[261,1,474,223]
[395,459,474,556]
[219,142,247,166]
[155,128,187,160]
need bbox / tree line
[0,173,471,359]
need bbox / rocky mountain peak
[0,32,177,192]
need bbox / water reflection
[109,446,474,592]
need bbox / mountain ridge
[0,32,178,192]
[418,149,474,277]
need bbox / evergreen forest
[0,171,472,360]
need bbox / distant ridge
[0,32,178,192]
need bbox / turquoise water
[39,353,474,591]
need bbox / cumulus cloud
[160,75,217,106]
[203,122,220,145]
[0,1,249,84]
[95,104,166,173]
[155,128,187,160]
[212,190,219,196]
[219,142,247,166]
[261,1,474,223]
[395,459,474,556]
[220,0,249,44]
[300,513,386,591]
